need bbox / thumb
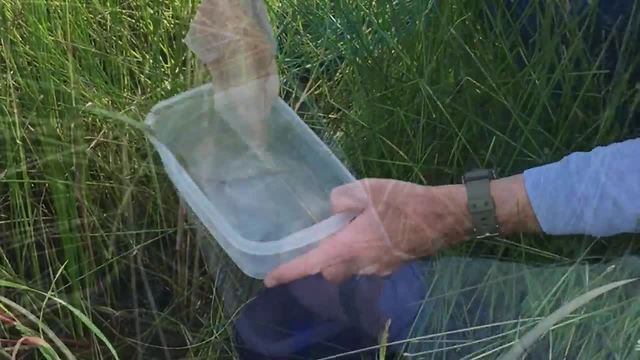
[331,180,370,214]
[264,240,343,288]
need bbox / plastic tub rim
[145,83,359,257]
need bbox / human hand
[264,178,474,287]
[264,174,541,287]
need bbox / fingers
[321,262,354,284]
[265,209,386,287]
[264,240,343,288]
[264,212,370,287]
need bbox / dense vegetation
[1,0,638,358]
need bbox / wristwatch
[462,169,500,239]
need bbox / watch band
[462,169,500,239]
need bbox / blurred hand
[264,178,474,287]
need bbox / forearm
[443,138,640,239]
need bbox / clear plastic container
[145,83,358,279]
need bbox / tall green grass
[1,1,234,358]
[1,0,639,358]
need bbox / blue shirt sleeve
[523,138,640,237]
